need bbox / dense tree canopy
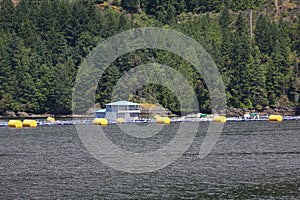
[0,0,299,115]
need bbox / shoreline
[0,112,94,119]
[0,116,299,128]
[0,107,299,119]
[224,107,300,117]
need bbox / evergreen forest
[0,0,299,115]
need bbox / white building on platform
[95,101,141,122]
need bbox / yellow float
[156,117,170,124]
[269,115,282,122]
[8,120,23,128]
[93,118,108,126]
[213,116,227,123]
[47,117,55,123]
[23,120,37,127]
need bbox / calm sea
[0,121,299,199]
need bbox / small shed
[95,109,106,118]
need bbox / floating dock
[0,116,299,127]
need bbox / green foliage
[121,0,139,13]
[0,0,299,115]
[0,0,131,114]
[229,0,265,10]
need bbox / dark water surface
[0,121,299,199]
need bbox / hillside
[0,0,299,116]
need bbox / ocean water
[0,121,299,199]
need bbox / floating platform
[0,122,8,127]
[0,116,299,127]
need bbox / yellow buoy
[8,120,23,128]
[23,120,37,127]
[156,117,170,124]
[116,118,125,124]
[213,116,226,123]
[93,118,108,126]
[269,115,282,122]
[47,117,55,123]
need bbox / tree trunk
[250,9,253,38]
[274,0,279,18]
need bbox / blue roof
[95,109,106,113]
[106,101,139,106]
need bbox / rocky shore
[0,111,93,119]
[225,107,300,117]
[1,107,300,119]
